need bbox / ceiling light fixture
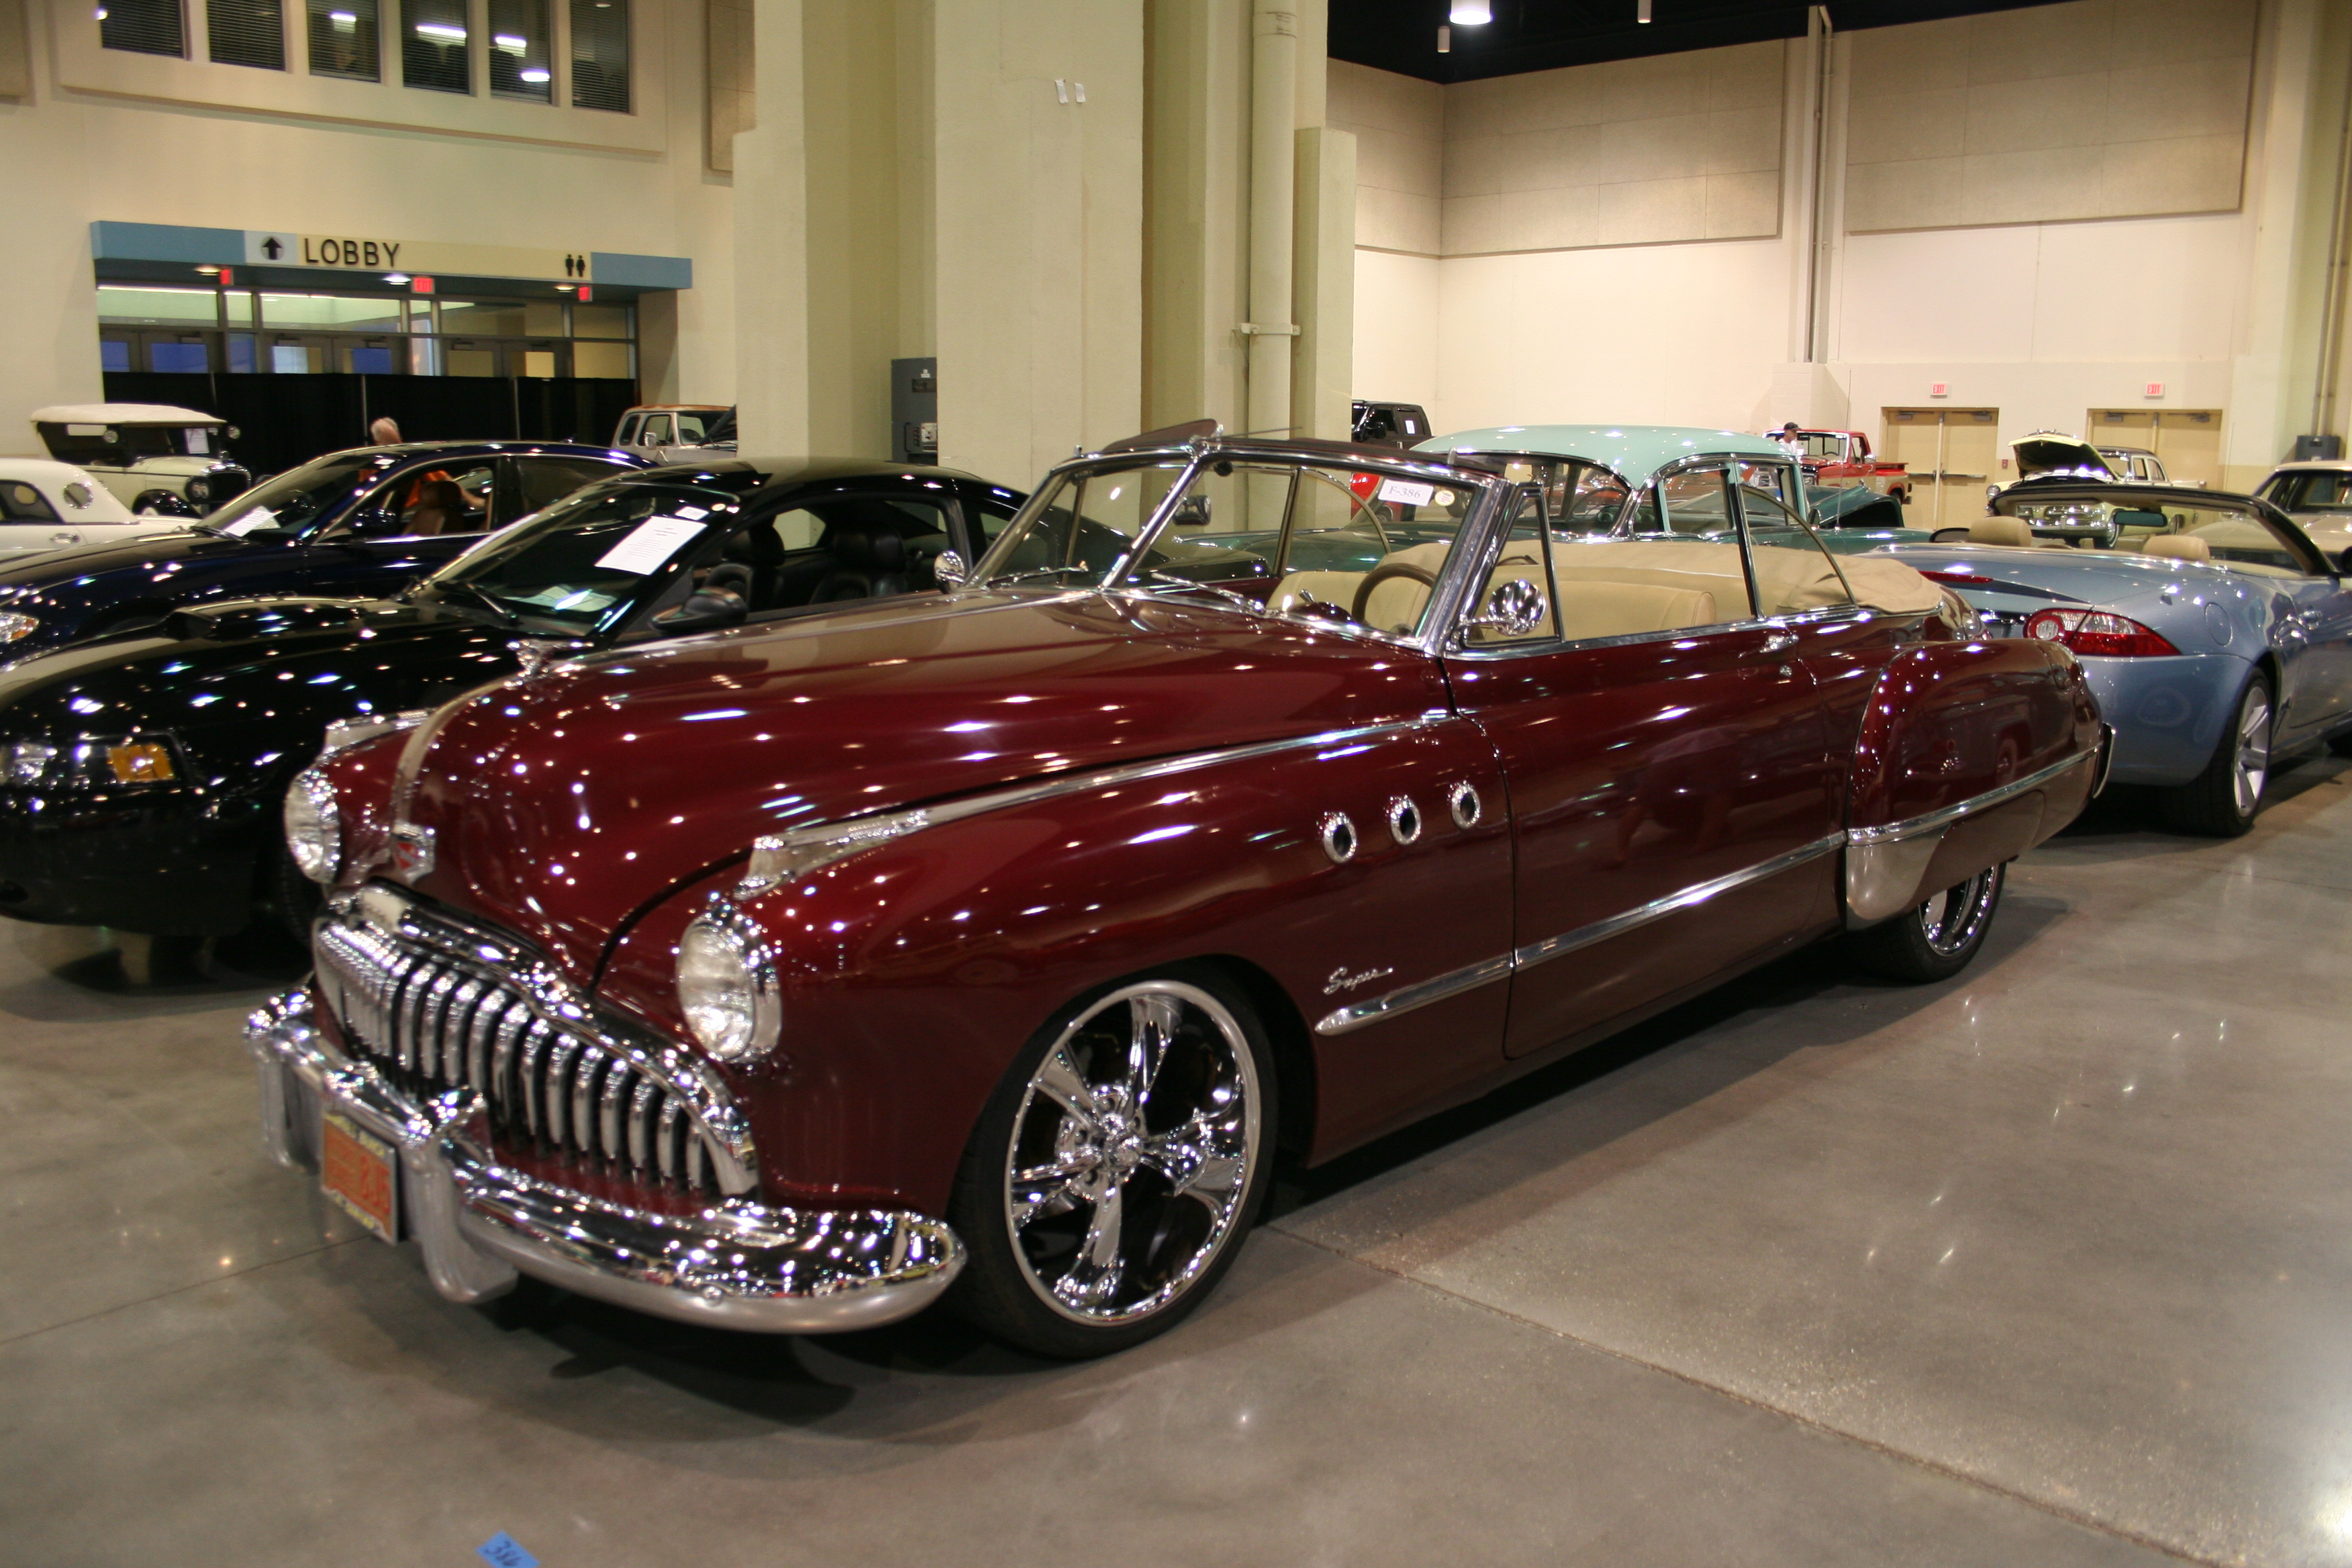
[1436,22,1450,50]
[1638,0,1652,19]
[1449,1,1491,22]
[383,273,410,284]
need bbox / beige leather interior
[1265,533,1942,641]
[2139,533,2212,563]
[1967,516,2039,547]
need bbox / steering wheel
[1352,561,1438,626]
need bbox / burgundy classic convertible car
[251,426,2104,1357]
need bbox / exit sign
[1929,382,1949,397]
[2145,381,2164,397]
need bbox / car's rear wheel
[2160,671,2270,836]
[948,970,1273,1359]
[1850,863,2005,982]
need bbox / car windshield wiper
[1130,569,1263,614]
[430,581,518,626]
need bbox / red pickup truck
[1773,428,1911,506]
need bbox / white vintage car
[29,403,254,515]
[0,457,185,557]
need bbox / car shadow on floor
[2041,752,2351,867]
[0,921,309,1022]
[450,898,2065,1416]
[1263,893,2063,1225]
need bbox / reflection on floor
[9,766,2352,1565]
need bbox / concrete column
[1142,0,1248,435]
[932,0,1142,482]
[730,0,810,454]
[1243,1,1297,437]
[1290,123,1355,441]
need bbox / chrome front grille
[314,914,724,1198]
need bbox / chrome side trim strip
[1316,831,1845,1036]
[1847,752,2092,846]
[740,714,1451,896]
[1512,831,1849,973]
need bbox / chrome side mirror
[1465,579,1548,637]
[933,548,967,588]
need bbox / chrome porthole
[1386,795,1422,846]
[1447,781,1483,830]
[1001,980,1263,1326]
[1318,811,1358,864]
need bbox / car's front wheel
[2161,671,2271,836]
[1850,863,2005,982]
[948,969,1273,1359]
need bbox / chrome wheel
[1917,866,2001,959]
[1002,980,1261,1326]
[2232,687,2271,818]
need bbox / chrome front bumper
[247,985,965,1333]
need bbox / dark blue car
[0,442,650,659]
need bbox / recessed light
[383,273,410,284]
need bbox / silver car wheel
[1918,867,2000,959]
[1003,980,1261,1326]
[2233,687,2271,818]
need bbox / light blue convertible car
[1873,481,2352,835]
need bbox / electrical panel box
[892,357,938,465]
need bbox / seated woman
[403,478,470,537]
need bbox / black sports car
[0,458,1021,939]
[0,442,652,660]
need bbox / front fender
[1843,638,2102,925]
[593,717,1514,1214]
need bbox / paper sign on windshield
[593,516,704,575]
[1376,479,1434,507]
[220,508,277,537]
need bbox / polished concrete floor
[10,766,2352,1567]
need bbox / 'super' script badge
[390,823,435,882]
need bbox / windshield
[420,481,734,634]
[2264,471,2352,513]
[969,452,1495,638]
[208,452,393,538]
[1998,487,2319,576]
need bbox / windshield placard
[593,516,705,575]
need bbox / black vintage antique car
[0,459,1020,939]
[0,442,651,660]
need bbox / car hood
[0,526,251,596]
[0,598,495,769]
[397,591,1451,975]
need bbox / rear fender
[1843,639,2102,926]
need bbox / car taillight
[2024,607,2179,657]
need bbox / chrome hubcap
[1003,981,1260,1325]
[2233,689,2271,818]
[1917,864,2002,958]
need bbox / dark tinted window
[209,452,389,536]
[2265,471,2352,512]
[0,483,60,523]
[401,0,469,91]
[102,0,186,55]
[570,0,629,111]
[209,0,285,68]
[512,456,630,513]
[430,483,732,634]
[307,0,378,77]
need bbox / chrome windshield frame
[961,436,1519,657]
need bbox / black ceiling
[1329,0,2067,83]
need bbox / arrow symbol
[260,236,283,259]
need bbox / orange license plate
[321,1110,399,1242]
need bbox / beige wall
[1846,0,2257,233]
[1327,58,1440,256]
[706,0,754,173]
[0,0,735,456]
[1349,0,2352,488]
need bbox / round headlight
[185,477,210,503]
[676,909,780,1062]
[284,771,341,883]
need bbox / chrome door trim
[1846,751,2092,845]
[1314,830,1846,1036]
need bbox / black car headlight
[283,771,341,883]
[3,734,181,787]
[675,903,781,1063]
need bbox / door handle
[50,531,79,547]
[1762,630,1798,653]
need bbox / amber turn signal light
[106,742,175,784]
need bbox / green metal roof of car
[1416,424,1787,483]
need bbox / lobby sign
[242,232,595,283]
